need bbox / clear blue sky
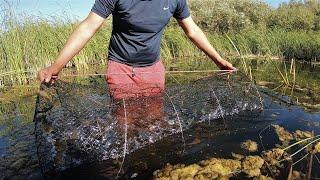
[1,0,95,21]
[267,0,290,7]
[1,0,289,21]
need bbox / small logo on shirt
[164,0,169,10]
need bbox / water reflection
[109,82,166,138]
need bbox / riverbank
[1,0,320,86]
[1,24,320,86]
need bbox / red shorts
[106,60,165,99]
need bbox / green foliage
[1,0,320,86]
[189,0,271,32]
[190,0,320,32]
[268,1,316,30]
[0,12,111,85]
[222,28,320,61]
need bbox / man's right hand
[37,12,105,84]
[37,66,59,84]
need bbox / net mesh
[34,73,263,175]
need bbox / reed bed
[1,0,320,86]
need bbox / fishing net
[34,72,263,175]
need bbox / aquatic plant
[154,125,320,179]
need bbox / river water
[0,60,319,179]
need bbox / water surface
[0,60,319,179]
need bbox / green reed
[1,2,320,86]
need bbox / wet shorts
[106,60,165,99]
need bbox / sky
[1,0,96,21]
[1,0,290,22]
[267,0,290,7]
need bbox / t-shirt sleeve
[173,0,191,20]
[91,0,116,19]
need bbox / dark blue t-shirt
[91,0,190,67]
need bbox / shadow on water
[0,60,319,179]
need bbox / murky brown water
[0,60,319,179]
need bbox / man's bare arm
[38,12,105,83]
[178,16,236,71]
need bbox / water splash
[34,73,263,175]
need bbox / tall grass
[1,19,320,86]
[1,0,320,86]
[0,15,112,85]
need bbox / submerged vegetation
[154,125,320,179]
[0,0,320,86]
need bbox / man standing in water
[38,0,236,99]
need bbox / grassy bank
[1,0,320,86]
[1,23,320,85]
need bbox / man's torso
[108,0,178,66]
